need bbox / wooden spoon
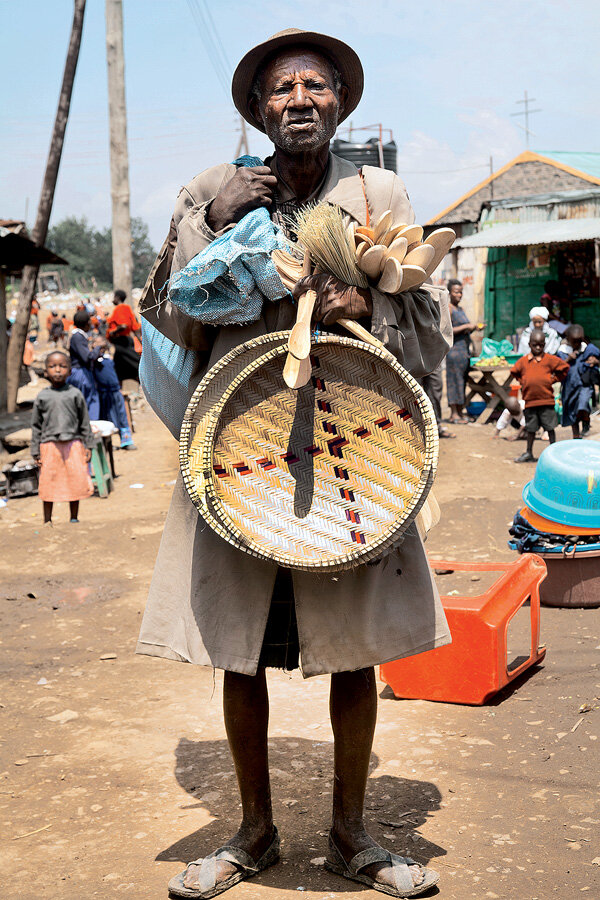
[355,225,375,241]
[385,236,408,264]
[288,288,317,359]
[395,224,424,246]
[283,352,312,389]
[378,257,404,294]
[424,227,456,276]
[399,264,427,291]
[358,244,387,278]
[373,209,393,243]
[383,223,408,244]
[356,242,370,264]
[403,243,435,270]
[354,231,373,249]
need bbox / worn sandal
[325,833,439,897]
[168,827,280,899]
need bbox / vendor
[517,306,562,356]
[138,28,451,900]
[445,278,483,423]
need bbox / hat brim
[232,30,364,134]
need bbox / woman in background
[445,279,483,423]
[518,306,562,355]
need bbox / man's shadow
[158,737,445,893]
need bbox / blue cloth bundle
[140,156,290,437]
[166,156,290,326]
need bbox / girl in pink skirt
[31,351,94,525]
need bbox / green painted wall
[484,245,600,343]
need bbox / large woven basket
[180,332,438,571]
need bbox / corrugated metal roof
[487,187,600,209]
[454,217,600,249]
[535,151,600,181]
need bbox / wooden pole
[5,0,87,413]
[106,0,133,304]
[0,271,7,414]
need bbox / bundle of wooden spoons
[352,213,455,294]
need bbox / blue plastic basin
[522,440,600,529]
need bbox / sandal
[168,827,280,898]
[325,833,439,898]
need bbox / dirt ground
[1,378,599,899]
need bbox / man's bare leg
[329,667,423,889]
[183,669,275,889]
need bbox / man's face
[449,284,463,303]
[253,48,346,153]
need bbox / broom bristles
[290,204,368,288]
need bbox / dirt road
[1,399,599,899]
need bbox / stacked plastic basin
[515,440,600,607]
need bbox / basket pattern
[182,333,438,571]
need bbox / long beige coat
[136,153,453,677]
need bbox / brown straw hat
[232,28,364,133]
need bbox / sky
[2,0,600,250]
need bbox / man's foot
[330,825,424,891]
[514,451,536,463]
[69,518,79,524]
[438,426,455,439]
[182,824,275,891]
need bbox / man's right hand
[206,166,277,233]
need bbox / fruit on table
[474,356,507,367]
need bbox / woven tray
[181,332,438,571]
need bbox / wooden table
[465,364,517,425]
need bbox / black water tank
[332,137,397,172]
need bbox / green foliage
[45,216,155,290]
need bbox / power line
[511,90,542,149]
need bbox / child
[67,309,103,418]
[559,324,600,438]
[510,329,569,463]
[31,351,94,525]
[492,396,526,441]
[93,338,136,450]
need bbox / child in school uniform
[31,351,94,525]
[558,324,600,438]
[92,338,136,450]
[510,329,569,463]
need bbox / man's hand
[206,166,277,233]
[293,274,372,327]
[33,456,41,466]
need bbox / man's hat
[232,28,364,133]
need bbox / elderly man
[138,29,451,899]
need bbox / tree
[45,216,155,291]
[5,0,87,413]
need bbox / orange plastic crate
[380,555,547,705]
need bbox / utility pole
[511,90,541,149]
[5,0,87,413]
[106,0,133,303]
[234,114,249,158]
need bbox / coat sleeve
[364,168,452,378]
[138,163,236,351]
[30,397,43,458]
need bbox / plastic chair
[380,555,547,705]
[90,437,114,498]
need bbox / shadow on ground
[158,737,445,893]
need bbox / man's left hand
[292,275,372,327]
